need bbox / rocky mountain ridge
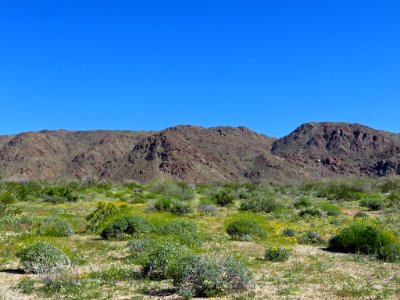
[0,122,399,182]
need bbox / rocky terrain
[0,122,399,182]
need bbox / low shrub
[240,194,283,213]
[282,228,296,237]
[141,241,184,279]
[264,246,292,262]
[171,254,252,298]
[329,223,397,255]
[212,190,235,207]
[36,217,74,237]
[299,207,323,217]
[16,242,70,274]
[387,190,400,206]
[101,215,155,240]
[293,197,312,209]
[377,243,400,262]
[226,219,267,240]
[316,183,364,201]
[197,203,218,215]
[360,197,384,211]
[154,197,193,215]
[149,180,195,201]
[300,231,325,244]
[42,186,78,203]
[127,238,157,255]
[318,202,341,216]
[86,201,124,232]
[0,191,15,204]
[161,220,201,246]
[354,212,369,219]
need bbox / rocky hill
[0,122,399,182]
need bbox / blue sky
[0,1,399,137]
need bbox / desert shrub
[153,197,193,215]
[16,242,70,274]
[161,220,201,246]
[386,190,400,206]
[316,183,364,201]
[36,217,74,237]
[299,207,323,217]
[169,201,193,215]
[162,220,197,235]
[354,212,369,219]
[318,202,341,216]
[329,223,397,255]
[264,246,292,262]
[226,219,267,240]
[127,237,157,255]
[86,201,123,232]
[360,197,384,211]
[154,197,173,211]
[282,228,296,237]
[42,186,78,203]
[149,180,195,201]
[300,231,325,244]
[141,241,184,279]
[170,254,252,298]
[101,215,155,240]
[0,191,15,204]
[377,243,400,262]
[240,193,283,213]
[197,203,218,215]
[212,190,235,206]
[293,196,312,209]
[17,277,35,294]
[379,179,400,193]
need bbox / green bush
[387,190,400,206]
[127,238,157,255]
[329,223,397,255]
[377,243,400,262]
[149,180,195,201]
[141,241,184,279]
[299,207,323,217]
[282,228,296,237]
[101,215,155,240]
[170,201,193,215]
[16,242,70,274]
[240,194,283,213]
[153,197,193,215]
[212,190,235,206]
[0,191,15,204]
[316,184,364,201]
[300,231,325,244]
[36,217,74,237]
[226,219,267,240]
[197,203,218,215]
[86,201,123,232]
[318,202,341,216]
[42,186,78,203]
[264,246,292,262]
[170,254,252,298]
[354,212,369,219]
[161,220,201,246]
[293,197,312,209]
[360,197,384,211]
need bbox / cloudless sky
[0,1,399,137]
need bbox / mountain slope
[0,122,399,182]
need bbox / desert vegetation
[1,177,400,299]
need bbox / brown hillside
[0,123,399,182]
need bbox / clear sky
[0,1,399,137]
